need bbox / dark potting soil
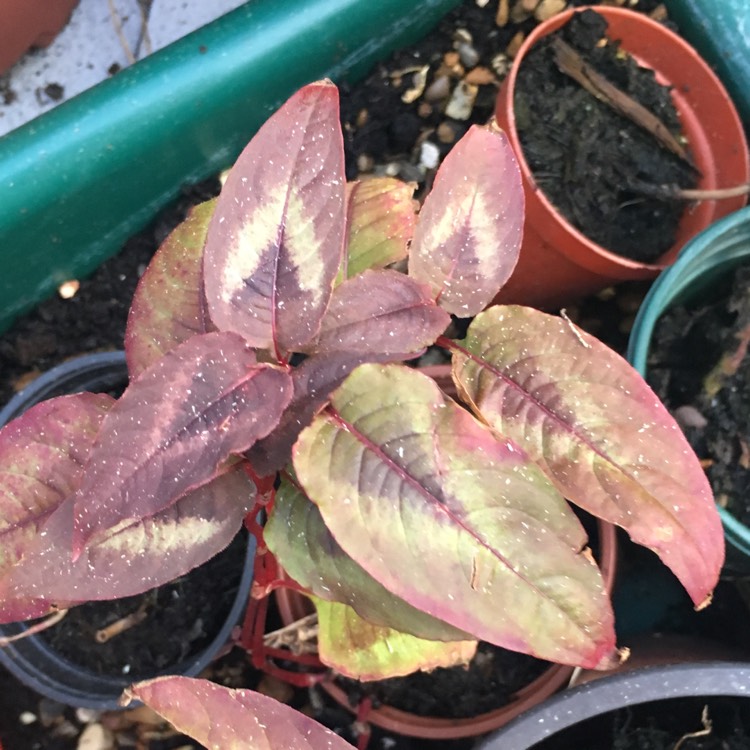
[515,9,697,262]
[341,642,548,719]
[38,530,247,677]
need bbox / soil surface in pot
[36,530,247,677]
[647,263,750,527]
[340,642,547,719]
[515,9,697,262]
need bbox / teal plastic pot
[665,0,750,126]
[0,0,460,335]
[628,206,750,562]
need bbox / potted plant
[492,5,749,309]
[628,206,750,571]
[0,351,256,709]
[0,80,723,742]
[0,0,79,74]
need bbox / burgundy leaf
[308,269,450,356]
[124,676,354,750]
[0,467,253,620]
[452,305,724,607]
[72,331,293,553]
[0,393,114,622]
[126,199,216,379]
[409,124,523,317]
[202,80,346,357]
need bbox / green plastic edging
[0,0,461,335]
[628,205,750,562]
[665,0,750,126]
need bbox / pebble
[77,723,115,750]
[75,707,101,724]
[457,42,480,69]
[424,74,451,102]
[357,153,374,173]
[420,141,441,170]
[506,30,526,58]
[445,81,479,120]
[674,405,708,430]
[436,121,458,144]
[465,66,497,86]
[491,52,511,77]
[534,0,567,22]
[496,0,510,26]
[19,711,37,725]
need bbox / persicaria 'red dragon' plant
[0,80,723,743]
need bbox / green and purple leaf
[340,177,416,280]
[409,124,523,317]
[265,477,471,642]
[124,676,354,750]
[126,199,216,379]
[294,364,617,669]
[72,331,292,553]
[0,393,114,621]
[202,80,346,356]
[313,597,477,681]
[451,305,724,607]
[308,269,450,356]
[0,468,254,621]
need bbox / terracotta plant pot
[273,360,618,740]
[479,662,750,750]
[0,0,80,75]
[493,6,749,310]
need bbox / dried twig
[673,706,712,750]
[560,309,591,349]
[263,613,319,655]
[633,180,750,202]
[96,598,150,643]
[108,0,136,64]
[0,609,68,646]
[550,37,694,168]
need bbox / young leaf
[313,597,477,681]
[340,177,416,280]
[452,305,724,607]
[294,364,617,669]
[123,676,354,750]
[265,477,471,642]
[0,393,114,621]
[72,331,293,553]
[202,80,346,356]
[126,199,216,379]
[409,124,523,317]
[0,468,253,621]
[309,269,450,356]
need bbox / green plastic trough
[0,0,460,334]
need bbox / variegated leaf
[265,477,470,641]
[202,80,346,356]
[294,364,617,669]
[309,269,450,356]
[72,331,292,553]
[124,677,353,750]
[340,177,416,280]
[0,468,253,622]
[409,124,523,317]
[0,393,114,621]
[313,596,477,681]
[126,199,216,379]
[452,305,723,607]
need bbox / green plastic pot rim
[627,205,750,560]
[496,4,749,280]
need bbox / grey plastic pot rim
[479,662,750,750]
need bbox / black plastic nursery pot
[0,352,256,709]
[479,662,750,749]
[0,0,461,335]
